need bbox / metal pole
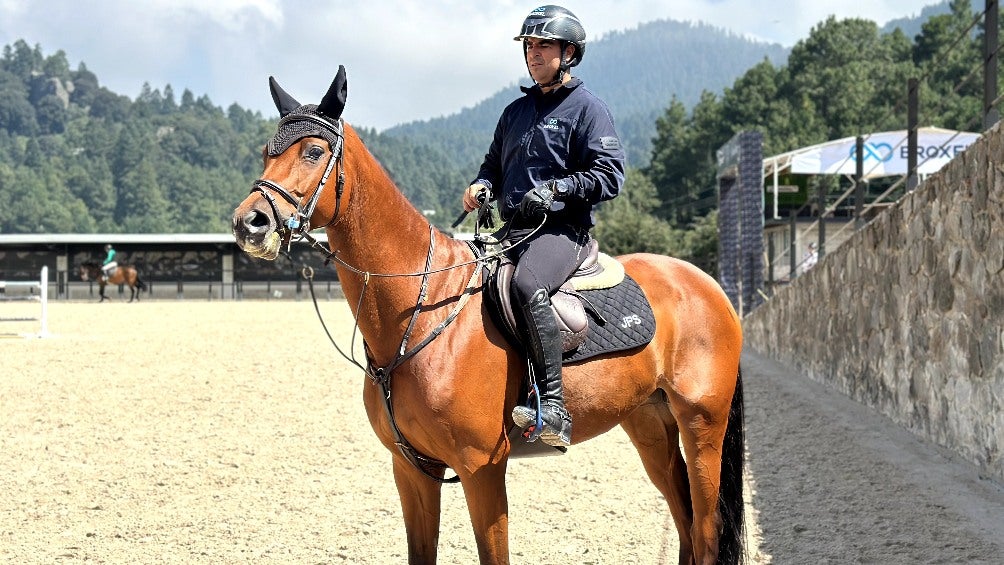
[767,234,775,292]
[907,78,919,191]
[855,136,865,229]
[986,0,1000,130]
[817,179,826,260]
[772,158,779,220]
[39,266,49,337]
[789,209,797,280]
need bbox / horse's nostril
[244,209,273,231]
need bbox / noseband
[250,112,346,248]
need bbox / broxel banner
[789,127,981,178]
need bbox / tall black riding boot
[511,289,572,447]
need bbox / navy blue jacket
[473,78,625,228]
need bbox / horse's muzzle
[232,203,284,260]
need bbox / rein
[252,112,547,483]
[294,223,543,485]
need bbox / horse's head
[232,65,349,260]
[78,261,99,281]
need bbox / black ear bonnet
[266,65,347,157]
[266,105,343,156]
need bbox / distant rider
[101,244,117,282]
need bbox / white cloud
[169,0,284,30]
[0,0,942,129]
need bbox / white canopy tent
[762,127,982,219]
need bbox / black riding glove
[519,181,556,220]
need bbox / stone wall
[742,121,1004,483]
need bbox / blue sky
[0,0,937,130]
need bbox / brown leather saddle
[467,235,655,458]
[480,237,626,354]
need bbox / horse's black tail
[136,277,148,292]
[718,366,746,565]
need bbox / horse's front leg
[393,456,444,563]
[460,459,510,564]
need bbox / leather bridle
[249,113,346,252]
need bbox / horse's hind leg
[621,393,696,564]
[668,367,738,565]
[392,457,444,563]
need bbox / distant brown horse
[231,66,745,565]
[79,261,147,302]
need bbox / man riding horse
[231,10,745,559]
[462,5,626,448]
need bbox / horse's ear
[318,65,347,119]
[269,76,301,117]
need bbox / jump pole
[38,265,49,337]
[0,266,49,338]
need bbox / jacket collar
[520,77,582,97]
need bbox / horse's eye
[307,146,325,161]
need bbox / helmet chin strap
[535,67,565,89]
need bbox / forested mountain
[375,19,787,219]
[0,0,989,278]
[385,19,789,176]
[0,18,789,233]
[881,0,964,38]
[0,40,273,234]
[640,0,996,244]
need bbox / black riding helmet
[514,5,586,86]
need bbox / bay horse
[231,66,745,565]
[79,261,147,303]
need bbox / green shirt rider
[101,244,118,282]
